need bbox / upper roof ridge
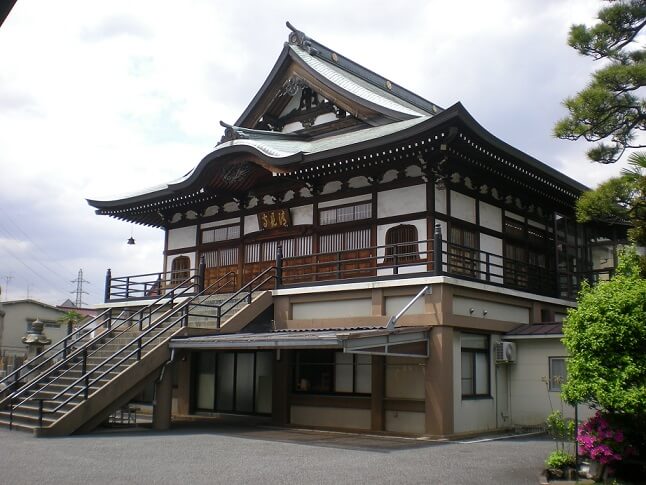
[284,21,442,116]
[218,121,311,144]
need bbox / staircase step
[0,409,59,425]
[0,299,182,435]
[0,417,37,432]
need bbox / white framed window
[461,333,490,398]
[549,357,568,391]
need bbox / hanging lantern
[127,224,136,245]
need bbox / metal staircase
[0,269,273,436]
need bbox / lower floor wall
[171,329,580,437]
[291,406,371,430]
[385,411,426,434]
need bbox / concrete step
[0,417,36,432]
[0,409,60,425]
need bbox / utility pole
[71,269,89,308]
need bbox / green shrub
[546,410,575,451]
[545,450,576,469]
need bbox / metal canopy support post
[342,331,430,358]
[386,285,430,330]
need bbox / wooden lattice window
[170,256,191,286]
[385,224,419,264]
[448,225,479,277]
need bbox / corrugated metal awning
[170,327,430,357]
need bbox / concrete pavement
[0,423,552,484]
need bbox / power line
[0,207,73,282]
[0,242,69,301]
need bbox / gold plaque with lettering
[257,209,291,230]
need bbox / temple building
[0,24,624,436]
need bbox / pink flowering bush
[578,411,637,466]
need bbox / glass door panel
[195,352,215,410]
[216,353,235,412]
[255,351,273,414]
[235,353,254,413]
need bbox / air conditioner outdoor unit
[495,342,516,363]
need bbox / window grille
[320,228,370,253]
[385,224,419,263]
[203,247,238,267]
[202,224,240,244]
[170,256,191,285]
[245,236,313,263]
[319,202,371,225]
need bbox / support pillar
[176,351,192,416]
[153,364,173,431]
[425,326,454,436]
[272,349,290,425]
[371,355,385,431]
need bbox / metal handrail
[6,274,201,414]
[44,272,236,415]
[35,273,203,393]
[0,308,113,392]
[34,307,167,398]
[107,267,200,301]
[200,266,276,328]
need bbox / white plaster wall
[244,215,259,235]
[450,191,476,224]
[527,219,546,230]
[290,406,371,430]
[291,298,372,319]
[479,202,502,232]
[377,184,426,218]
[385,411,426,434]
[201,218,239,229]
[318,193,371,208]
[167,226,197,250]
[508,338,592,426]
[479,234,503,284]
[505,210,524,222]
[376,219,427,276]
[452,332,498,434]
[434,186,447,214]
[453,296,530,324]
[291,204,313,225]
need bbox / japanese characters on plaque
[257,208,291,230]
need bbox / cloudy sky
[0,0,629,306]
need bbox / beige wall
[452,331,499,434]
[508,338,591,426]
[0,301,67,357]
[290,405,371,430]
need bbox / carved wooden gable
[254,76,360,135]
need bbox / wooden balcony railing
[104,224,614,302]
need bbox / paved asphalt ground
[0,423,553,485]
